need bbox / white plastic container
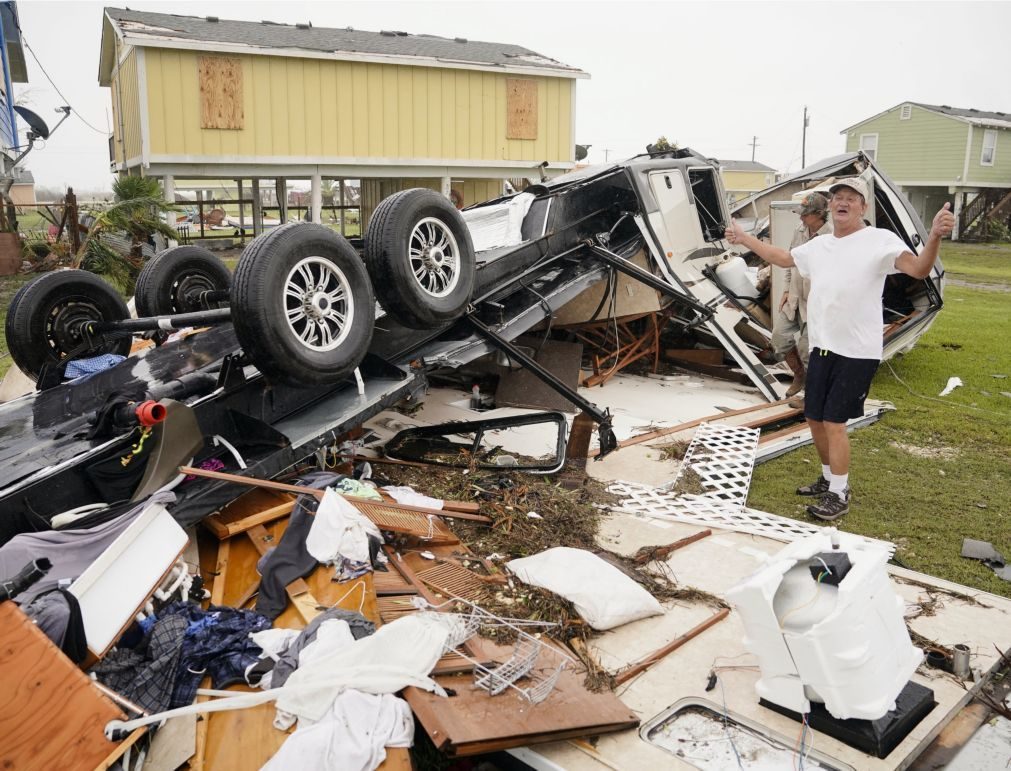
[727,530,922,721]
[715,255,760,301]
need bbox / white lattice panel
[607,479,894,553]
[668,422,760,506]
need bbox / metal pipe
[89,307,232,334]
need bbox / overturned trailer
[0,149,940,543]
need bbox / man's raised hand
[932,202,955,239]
[725,219,745,244]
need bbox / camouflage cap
[829,176,870,201]
[799,192,829,217]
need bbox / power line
[20,36,109,135]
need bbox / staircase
[960,188,1011,240]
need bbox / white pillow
[506,547,664,630]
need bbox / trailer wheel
[231,223,374,386]
[364,188,475,329]
[134,246,232,317]
[4,270,131,381]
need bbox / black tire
[231,223,375,386]
[364,188,476,329]
[134,246,231,317]
[4,270,131,381]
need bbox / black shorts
[804,348,879,423]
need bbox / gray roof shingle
[105,7,585,75]
[912,102,1010,122]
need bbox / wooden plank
[664,348,725,365]
[0,602,127,771]
[198,56,244,129]
[180,467,491,523]
[613,607,730,685]
[203,488,295,540]
[590,398,792,457]
[191,536,230,771]
[506,78,537,140]
[404,666,639,756]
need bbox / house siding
[111,47,143,164]
[844,106,966,182]
[721,169,776,201]
[143,48,573,165]
[966,127,1011,185]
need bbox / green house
[842,102,1011,240]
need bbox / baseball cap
[799,192,829,217]
[829,177,870,201]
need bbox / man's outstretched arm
[895,202,954,279]
[724,220,796,268]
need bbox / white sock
[829,473,849,496]
[821,464,831,480]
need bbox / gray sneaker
[796,475,829,496]
[808,488,850,521]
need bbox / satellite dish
[14,105,51,139]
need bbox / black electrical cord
[20,36,108,135]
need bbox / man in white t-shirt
[725,177,954,520]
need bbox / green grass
[0,272,34,379]
[750,241,1011,598]
[940,241,1011,284]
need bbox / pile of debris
[0,414,733,769]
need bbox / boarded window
[199,56,244,130]
[506,79,538,140]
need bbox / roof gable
[842,101,1011,133]
[100,7,587,84]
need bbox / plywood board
[0,602,128,770]
[506,78,537,140]
[496,337,584,413]
[406,666,640,756]
[552,249,662,325]
[199,56,244,130]
[203,488,295,540]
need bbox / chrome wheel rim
[282,257,354,352]
[408,217,460,298]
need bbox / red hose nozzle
[135,400,167,427]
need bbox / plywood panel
[506,78,538,140]
[199,56,244,130]
[0,602,127,770]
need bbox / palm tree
[74,176,177,292]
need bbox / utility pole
[749,136,759,162]
[802,106,809,169]
[603,148,611,163]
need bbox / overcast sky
[12,0,1010,191]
